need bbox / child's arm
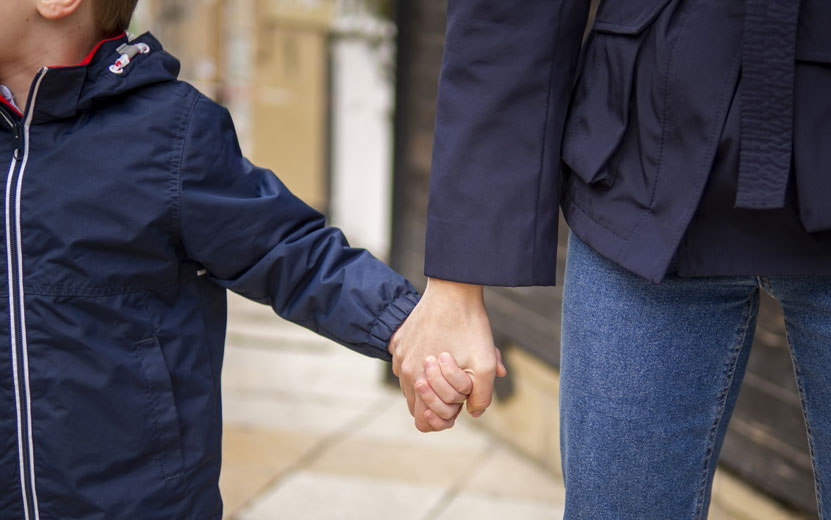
[176,94,418,359]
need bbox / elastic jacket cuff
[368,291,420,361]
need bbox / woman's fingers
[495,347,507,377]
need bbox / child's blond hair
[94,0,139,36]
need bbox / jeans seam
[756,275,773,293]
[693,289,756,520]
[782,316,825,519]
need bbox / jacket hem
[563,198,674,284]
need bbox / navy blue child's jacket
[0,33,418,519]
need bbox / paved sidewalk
[219,293,566,520]
[219,293,801,520]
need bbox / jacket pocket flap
[593,0,673,36]
[562,33,643,186]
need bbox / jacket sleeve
[177,94,418,360]
[425,0,590,286]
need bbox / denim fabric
[561,232,831,519]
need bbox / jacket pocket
[793,0,831,232]
[28,293,189,514]
[561,0,673,187]
[132,335,186,480]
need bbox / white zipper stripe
[5,155,29,520]
[17,70,46,520]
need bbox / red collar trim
[0,32,127,119]
[78,33,126,66]
[0,96,22,118]
[47,32,127,69]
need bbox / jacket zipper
[6,67,47,520]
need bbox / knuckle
[445,405,464,421]
[479,364,497,378]
[426,369,443,385]
[452,381,472,397]
[429,417,449,431]
[437,389,457,403]
[420,390,435,405]
[473,352,497,370]
[436,408,454,421]
[400,364,415,380]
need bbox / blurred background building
[131,1,817,517]
[134,0,395,256]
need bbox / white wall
[330,14,396,259]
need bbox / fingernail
[425,356,437,369]
[471,411,483,418]
[415,381,428,394]
[439,352,452,364]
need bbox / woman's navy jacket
[0,34,417,519]
[426,0,831,285]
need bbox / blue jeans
[561,233,831,519]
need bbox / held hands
[388,277,506,432]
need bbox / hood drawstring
[109,43,151,75]
[0,85,21,113]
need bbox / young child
[0,1,423,518]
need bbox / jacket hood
[29,32,180,124]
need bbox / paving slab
[308,433,485,488]
[348,393,493,452]
[434,492,565,520]
[237,471,446,520]
[461,445,566,507]
[221,391,376,436]
[220,424,325,517]
[222,343,390,407]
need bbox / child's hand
[418,350,505,429]
[413,354,471,428]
